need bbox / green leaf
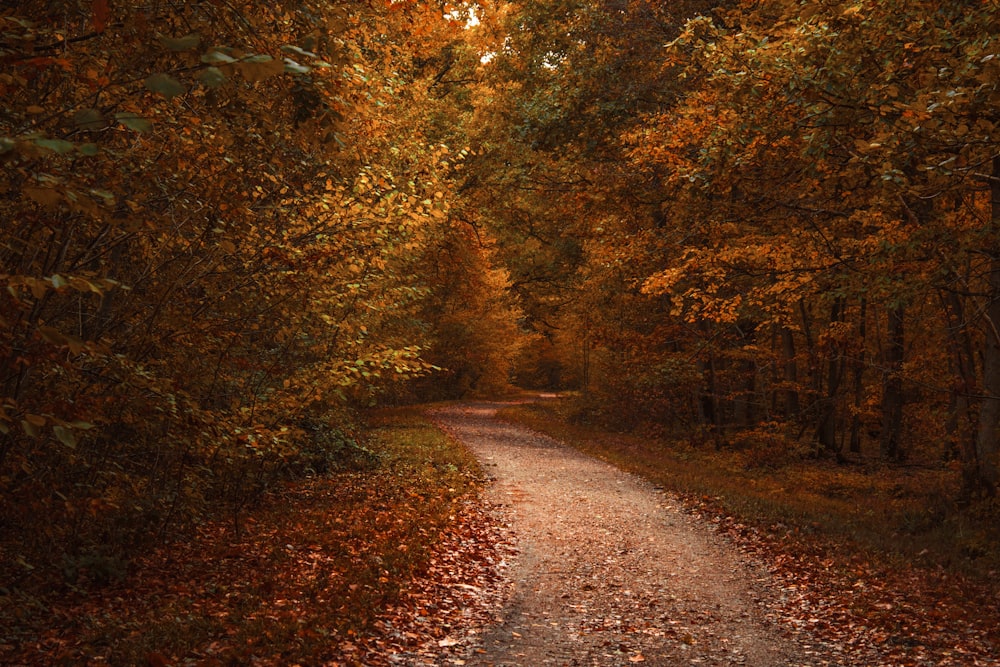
[0,137,15,154]
[281,44,319,58]
[145,73,186,99]
[197,66,227,88]
[115,112,153,133]
[89,189,116,205]
[53,425,77,448]
[78,143,99,156]
[73,108,106,131]
[34,138,75,154]
[159,32,201,51]
[201,50,237,64]
[284,58,311,75]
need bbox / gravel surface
[430,401,830,667]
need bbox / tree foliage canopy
[468,0,1000,497]
[2,0,999,601]
[0,0,519,584]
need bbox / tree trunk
[816,297,844,453]
[848,297,867,455]
[734,323,758,428]
[880,304,906,461]
[781,326,800,418]
[970,155,1000,498]
[973,269,1000,497]
[940,288,980,496]
[799,298,819,398]
[697,353,720,441]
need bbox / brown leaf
[92,0,110,33]
[145,652,170,667]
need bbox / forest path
[430,401,830,667]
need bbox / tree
[471,0,1000,499]
[0,0,502,587]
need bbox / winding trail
[431,401,816,667]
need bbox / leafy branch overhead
[0,0,505,602]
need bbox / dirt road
[430,401,846,667]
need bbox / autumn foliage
[0,0,517,592]
[469,0,1000,502]
[3,0,1000,659]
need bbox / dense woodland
[2,0,999,621]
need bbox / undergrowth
[0,406,483,665]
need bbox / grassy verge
[497,399,1000,578]
[0,406,484,666]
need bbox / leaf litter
[4,402,997,666]
[427,402,1000,667]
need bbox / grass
[496,399,1000,579]
[0,406,486,666]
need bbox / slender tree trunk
[940,289,979,495]
[697,354,720,441]
[848,297,867,455]
[734,323,757,428]
[781,326,800,418]
[816,297,844,453]
[974,272,1000,496]
[799,298,819,398]
[970,155,1000,497]
[770,327,779,416]
[734,359,757,428]
[880,304,906,461]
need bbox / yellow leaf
[27,278,48,300]
[38,325,67,345]
[21,419,40,438]
[24,414,46,427]
[53,425,77,448]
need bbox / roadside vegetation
[0,408,497,666]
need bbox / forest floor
[455,398,1000,667]
[430,401,845,666]
[3,399,999,665]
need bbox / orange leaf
[145,652,170,667]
